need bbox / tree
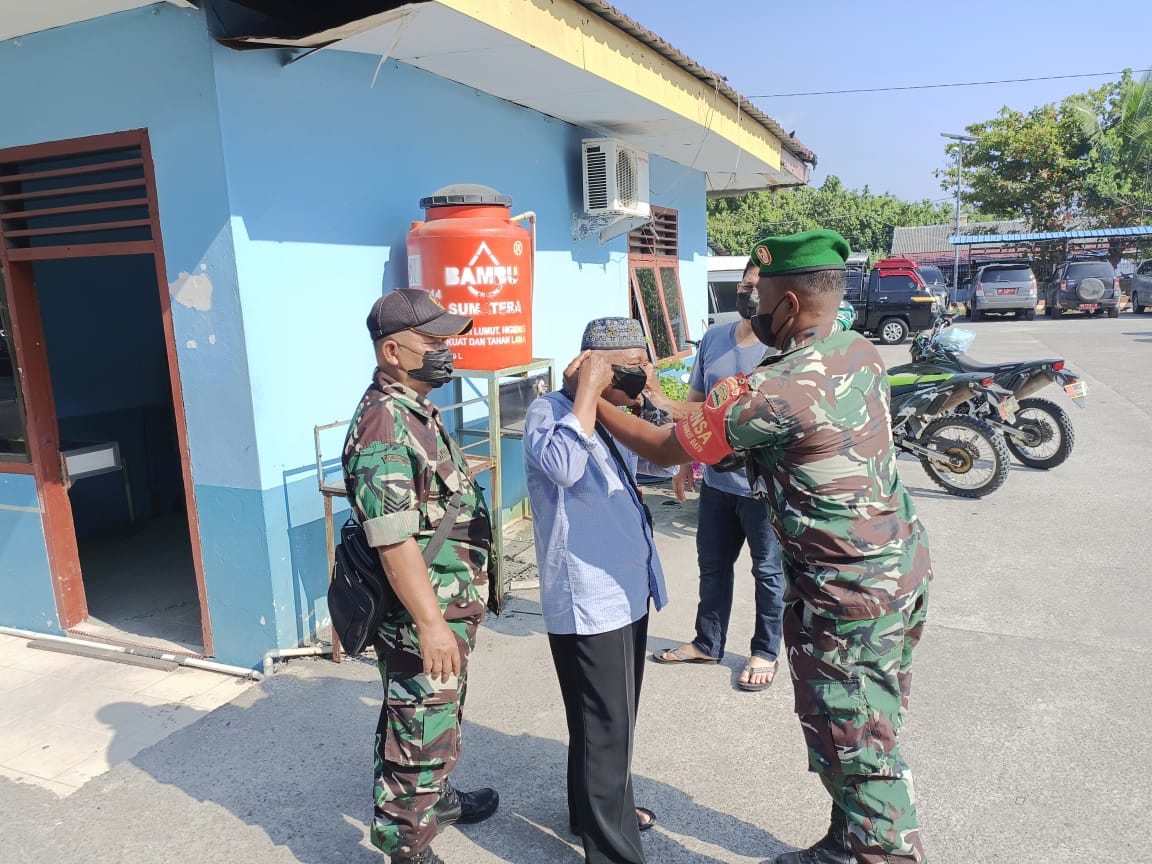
[707,176,952,259]
[939,96,1095,232]
[1074,70,1152,226]
[938,70,1152,240]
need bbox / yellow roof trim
[436,0,783,171]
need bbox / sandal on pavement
[652,645,720,665]
[737,660,777,691]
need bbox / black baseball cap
[366,288,473,341]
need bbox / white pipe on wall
[261,645,333,678]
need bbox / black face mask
[398,344,455,389]
[750,295,793,348]
[611,365,648,400]
[736,290,758,320]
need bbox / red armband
[673,375,748,464]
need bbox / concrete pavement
[1,311,1149,863]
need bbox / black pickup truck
[845,256,939,345]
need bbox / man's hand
[672,463,696,502]
[416,617,461,685]
[562,350,591,394]
[562,349,615,397]
[378,538,463,685]
[578,351,615,395]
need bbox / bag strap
[422,490,464,566]
[594,419,655,531]
[594,417,652,503]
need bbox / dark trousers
[693,482,785,662]
[548,615,649,864]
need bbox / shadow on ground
[88,665,788,863]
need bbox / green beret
[749,229,851,277]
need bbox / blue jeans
[692,482,785,662]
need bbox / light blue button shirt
[523,392,668,636]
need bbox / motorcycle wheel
[1003,397,1075,469]
[918,414,1010,498]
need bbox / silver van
[967,263,1038,320]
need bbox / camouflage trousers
[371,615,478,860]
[784,584,930,864]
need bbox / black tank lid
[419,184,512,209]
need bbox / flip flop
[652,646,720,665]
[737,660,777,691]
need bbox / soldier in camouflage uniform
[583,230,932,864]
[343,288,500,864]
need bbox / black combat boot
[434,778,499,828]
[772,803,854,864]
[391,849,445,864]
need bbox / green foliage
[939,99,1093,232]
[656,359,690,402]
[940,69,1152,234]
[1073,70,1152,226]
[707,176,952,259]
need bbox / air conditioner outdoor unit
[581,138,651,218]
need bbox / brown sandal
[652,645,720,665]
[737,660,777,691]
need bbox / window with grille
[628,208,690,362]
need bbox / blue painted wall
[209,45,706,647]
[0,474,58,632]
[0,6,269,664]
[0,6,708,663]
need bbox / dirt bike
[888,370,1015,498]
[888,314,1086,469]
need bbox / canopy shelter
[948,225,1152,245]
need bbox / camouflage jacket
[723,325,931,619]
[343,369,491,622]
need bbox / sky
[609,0,1152,203]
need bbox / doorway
[0,130,211,655]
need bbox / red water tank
[407,184,533,371]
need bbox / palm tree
[1074,69,1152,223]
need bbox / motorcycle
[888,314,1086,469]
[888,370,1015,498]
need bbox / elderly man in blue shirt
[523,317,668,864]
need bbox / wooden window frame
[0,130,213,654]
[627,207,691,363]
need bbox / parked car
[847,256,938,345]
[1044,254,1121,318]
[705,255,746,328]
[918,264,951,309]
[967,262,1038,320]
[1130,259,1152,314]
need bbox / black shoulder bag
[328,491,464,656]
[594,420,654,531]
